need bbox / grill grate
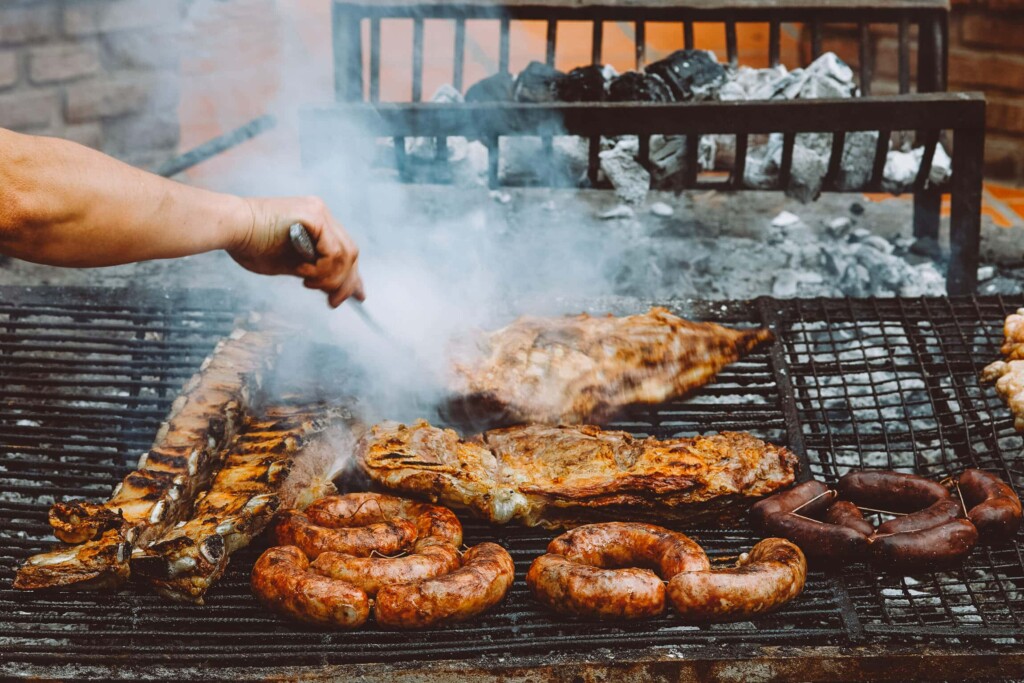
[1,288,1022,677]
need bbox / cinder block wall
[0,0,184,169]
[815,0,1024,184]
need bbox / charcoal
[556,65,606,102]
[465,72,514,103]
[513,61,566,103]
[607,71,674,103]
[645,50,725,101]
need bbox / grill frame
[1,287,1023,681]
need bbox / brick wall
[0,0,184,169]
[815,0,1024,184]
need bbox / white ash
[649,201,674,217]
[599,138,650,204]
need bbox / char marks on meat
[14,324,280,591]
[357,421,798,529]
[449,307,773,426]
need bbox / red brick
[64,0,183,37]
[960,11,1024,51]
[29,42,101,84]
[873,37,920,80]
[0,51,18,90]
[948,47,1024,91]
[101,29,180,70]
[0,4,58,46]
[983,134,1024,182]
[988,97,1024,134]
[0,89,58,130]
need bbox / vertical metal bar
[369,17,381,102]
[898,17,910,94]
[811,19,822,59]
[546,19,557,67]
[939,13,949,91]
[394,137,409,182]
[917,17,940,93]
[913,129,942,239]
[683,21,694,50]
[859,22,872,96]
[588,137,600,187]
[635,20,646,70]
[500,17,511,74]
[914,130,940,193]
[769,21,780,67]
[733,134,748,188]
[592,21,603,64]
[726,22,738,66]
[454,18,466,92]
[684,135,699,187]
[948,125,985,295]
[412,17,424,102]
[332,3,363,102]
[869,130,890,190]
[487,135,500,189]
[638,136,650,170]
[779,132,795,189]
[825,131,846,189]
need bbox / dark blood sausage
[837,471,950,513]
[667,538,807,622]
[527,554,666,620]
[870,519,978,573]
[305,493,463,550]
[959,469,1023,544]
[274,509,417,559]
[759,511,870,564]
[749,481,834,529]
[875,499,964,536]
[547,522,710,578]
[374,542,514,629]
[311,544,461,595]
[251,545,369,629]
[825,500,875,536]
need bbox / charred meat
[981,307,1024,431]
[449,307,772,425]
[357,421,798,529]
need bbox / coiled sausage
[875,498,964,536]
[871,518,978,573]
[311,543,461,595]
[752,483,869,564]
[749,481,833,529]
[959,469,1022,544]
[825,500,875,536]
[527,553,666,620]
[305,493,463,550]
[547,522,710,578]
[274,509,417,559]
[837,471,950,512]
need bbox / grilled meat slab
[449,307,773,425]
[132,404,350,604]
[982,308,1024,431]
[14,326,280,592]
[357,421,798,529]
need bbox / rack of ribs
[448,307,773,426]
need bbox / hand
[230,196,365,308]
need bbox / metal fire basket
[301,0,986,295]
[1,286,1022,680]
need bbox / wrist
[222,195,258,254]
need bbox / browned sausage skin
[958,469,1022,545]
[667,538,807,622]
[837,471,950,512]
[311,543,461,595]
[871,519,978,573]
[875,498,964,535]
[547,522,710,578]
[749,481,833,529]
[527,554,666,620]
[251,545,369,629]
[374,542,514,629]
[752,482,868,564]
[274,509,417,559]
[825,500,875,536]
[305,493,463,550]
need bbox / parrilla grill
[1,287,1023,680]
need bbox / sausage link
[275,509,417,559]
[374,542,513,629]
[306,493,463,550]
[526,554,665,620]
[311,543,461,595]
[667,538,806,622]
[825,500,875,536]
[759,511,870,564]
[251,545,369,629]
[870,519,978,573]
[837,471,950,512]
[959,469,1023,545]
[547,522,709,579]
[749,481,833,530]
[875,499,964,536]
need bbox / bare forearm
[0,128,249,267]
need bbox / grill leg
[947,126,985,295]
[913,187,941,240]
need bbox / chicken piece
[357,420,798,529]
[448,307,772,426]
[982,308,1024,431]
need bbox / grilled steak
[448,307,773,425]
[14,324,280,591]
[982,307,1024,431]
[357,421,798,528]
[132,404,350,603]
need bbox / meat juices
[374,542,514,629]
[251,545,370,629]
[274,510,417,559]
[667,538,807,621]
[958,469,1023,544]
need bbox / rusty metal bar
[587,136,600,186]
[779,131,795,189]
[638,135,650,169]
[869,130,890,190]
[369,17,381,102]
[453,17,466,91]
[546,19,557,66]
[683,21,694,49]
[914,129,940,192]
[769,20,780,67]
[635,20,645,69]
[811,18,822,59]
[412,16,424,102]
[685,134,699,186]
[898,17,910,93]
[733,134,748,188]
[726,21,737,66]
[948,125,985,295]
[825,131,845,188]
[592,20,603,64]
[913,129,942,239]
[500,17,511,73]
[859,21,872,95]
